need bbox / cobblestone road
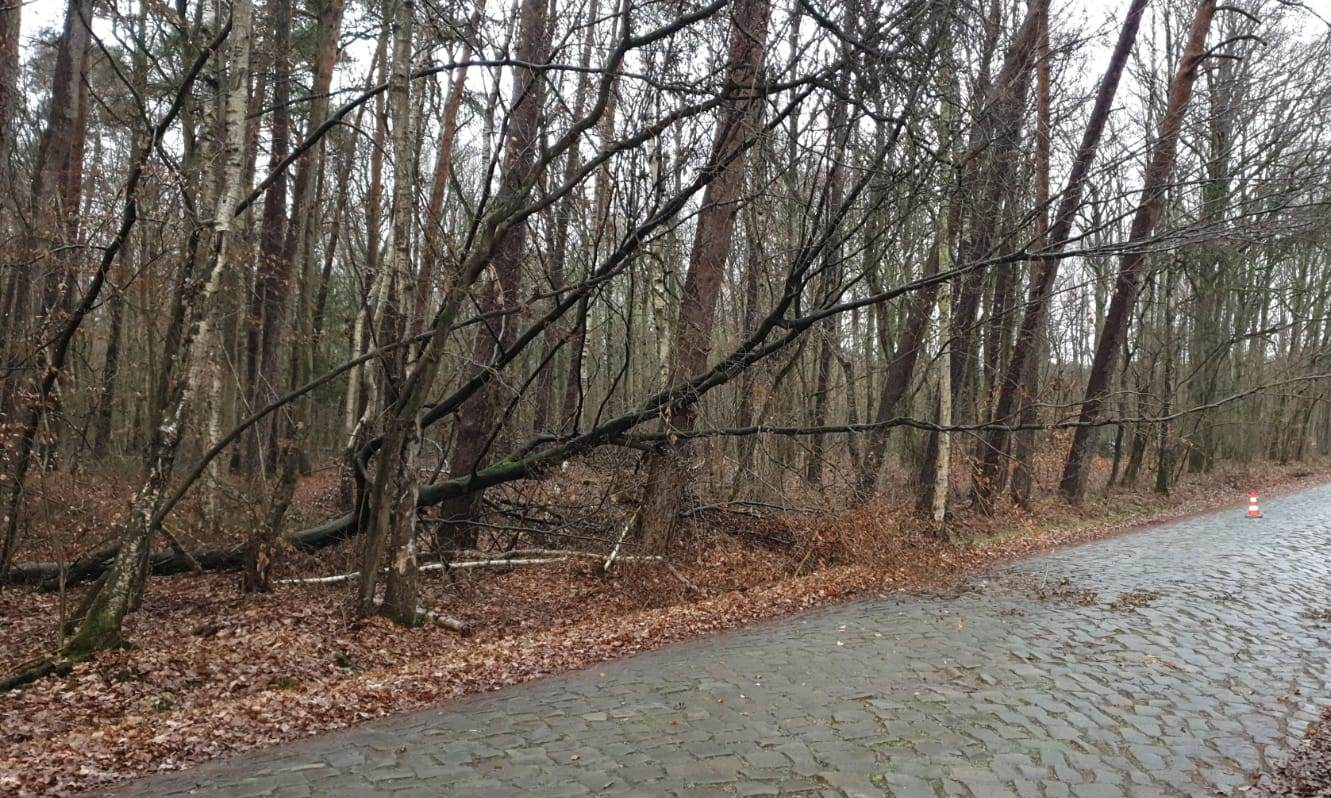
[108,485,1331,797]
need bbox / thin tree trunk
[431,0,554,551]
[1007,10,1048,502]
[92,277,127,456]
[0,0,94,575]
[243,0,347,593]
[356,0,421,624]
[933,282,952,524]
[530,115,586,435]
[1155,269,1176,494]
[805,84,851,487]
[0,0,16,171]
[931,79,955,524]
[62,0,252,652]
[412,1,486,337]
[945,0,1045,437]
[855,246,941,501]
[731,193,767,494]
[343,29,392,440]
[241,0,293,472]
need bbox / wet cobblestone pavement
[109,485,1331,796]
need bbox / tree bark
[431,0,553,551]
[853,247,940,501]
[944,0,1044,438]
[241,0,293,472]
[1007,5,1051,507]
[1060,0,1216,502]
[631,0,772,553]
[243,0,347,593]
[1,0,93,575]
[0,0,17,182]
[91,276,127,456]
[970,0,1150,509]
[412,1,486,337]
[932,247,953,524]
[356,0,421,624]
[62,0,253,653]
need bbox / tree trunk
[1007,4,1050,506]
[534,1,602,438]
[91,276,127,456]
[1155,269,1176,494]
[0,0,94,576]
[631,0,772,553]
[241,0,293,473]
[1060,0,1216,502]
[0,0,17,184]
[944,0,1045,439]
[243,0,347,593]
[970,0,1150,509]
[63,0,253,652]
[731,192,767,494]
[356,0,420,624]
[805,84,851,487]
[432,0,554,550]
[855,246,941,501]
[932,280,952,524]
[412,1,486,337]
[343,28,392,440]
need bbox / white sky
[19,0,1331,53]
[15,0,1331,129]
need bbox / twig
[159,525,204,575]
[663,561,702,594]
[681,503,763,519]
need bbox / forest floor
[1,457,1328,796]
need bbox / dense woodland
[1,0,1331,680]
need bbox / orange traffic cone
[1247,491,1262,519]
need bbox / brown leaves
[1108,590,1160,611]
[3,461,1329,795]
[1257,706,1331,795]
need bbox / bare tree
[631,0,774,552]
[1060,0,1219,501]
[971,0,1150,509]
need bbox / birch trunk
[63,0,253,653]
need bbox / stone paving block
[108,486,1331,797]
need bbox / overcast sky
[18,0,1331,51]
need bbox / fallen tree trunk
[6,509,359,589]
[280,549,664,585]
[416,607,470,634]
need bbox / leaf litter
[2,461,1328,796]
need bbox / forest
[2,0,1331,791]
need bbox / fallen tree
[10,370,1327,589]
[7,511,356,589]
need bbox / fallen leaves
[1,460,1328,796]
[1032,577,1100,607]
[1257,708,1331,795]
[1108,590,1162,611]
